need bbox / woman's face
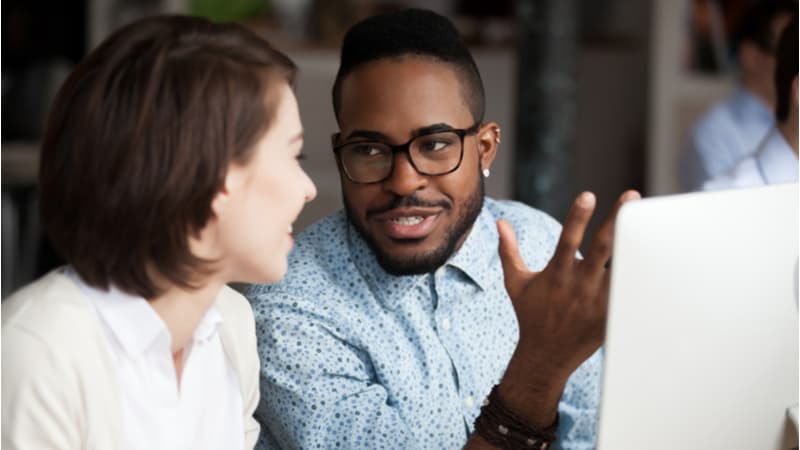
[213,83,316,284]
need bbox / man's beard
[344,175,485,276]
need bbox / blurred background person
[679,0,795,191]
[2,15,316,450]
[703,17,797,190]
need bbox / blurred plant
[189,0,268,22]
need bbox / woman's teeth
[391,216,424,226]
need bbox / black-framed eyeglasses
[332,123,482,184]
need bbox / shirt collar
[347,221,428,310]
[66,267,223,357]
[446,204,497,291]
[733,87,774,124]
[346,202,496,310]
[755,127,799,185]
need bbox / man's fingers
[549,192,596,273]
[596,270,612,341]
[582,190,641,277]
[497,219,529,298]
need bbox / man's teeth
[391,216,424,226]
[288,225,293,233]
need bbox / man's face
[336,56,497,275]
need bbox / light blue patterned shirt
[247,198,602,450]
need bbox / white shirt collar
[65,267,223,358]
[755,127,799,185]
[732,87,774,124]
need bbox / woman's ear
[212,164,247,216]
[477,121,501,173]
[211,186,229,217]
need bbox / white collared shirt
[66,268,244,450]
[682,87,775,190]
[702,127,799,191]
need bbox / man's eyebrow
[411,123,455,137]
[343,123,456,142]
[343,130,389,141]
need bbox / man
[248,9,637,449]
[680,0,795,191]
[703,18,798,190]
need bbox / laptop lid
[597,183,799,450]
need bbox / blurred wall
[575,0,652,235]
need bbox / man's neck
[742,78,775,111]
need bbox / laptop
[597,183,799,450]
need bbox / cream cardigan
[2,269,261,449]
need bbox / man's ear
[476,121,500,172]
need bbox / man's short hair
[331,8,485,125]
[38,15,296,298]
[775,18,798,121]
[735,0,796,53]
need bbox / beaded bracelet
[472,385,559,450]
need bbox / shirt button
[441,318,451,331]
[464,396,474,408]
[435,266,446,278]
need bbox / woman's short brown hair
[38,15,297,299]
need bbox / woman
[1,15,316,449]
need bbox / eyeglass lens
[339,130,464,183]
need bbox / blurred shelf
[2,142,40,186]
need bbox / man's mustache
[366,193,452,217]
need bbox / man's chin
[343,178,485,276]
[357,224,451,275]
[372,244,450,276]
